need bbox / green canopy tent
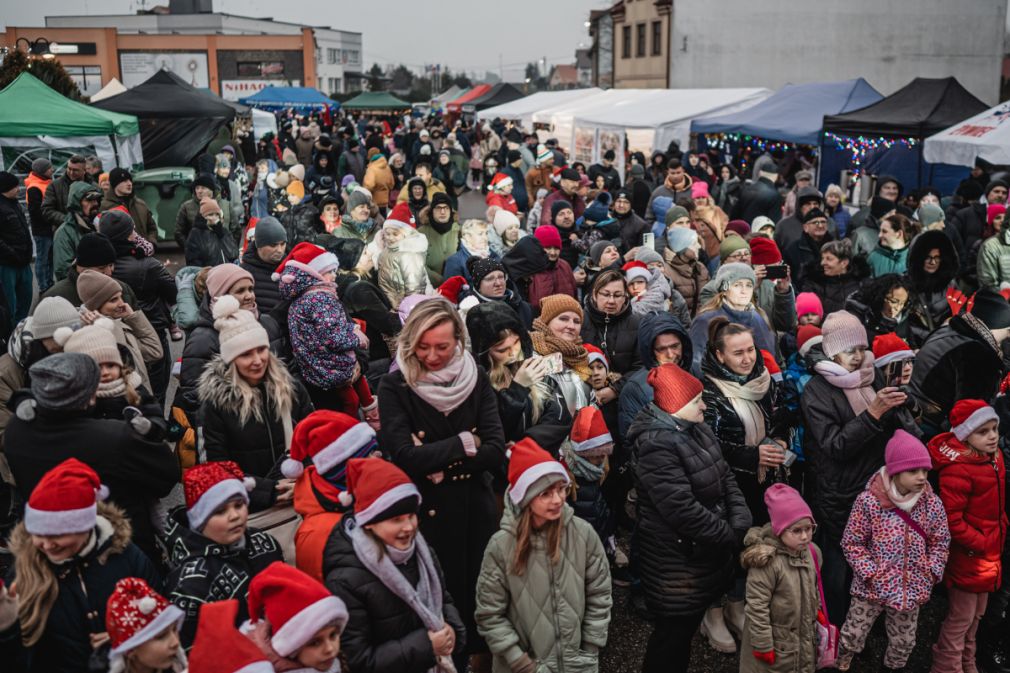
[0,72,143,174]
[341,91,411,111]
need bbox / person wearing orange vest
[25,158,54,291]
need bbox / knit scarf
[877,467,924,512]
[814,356,877,416]
[96,371,143,399]
[530,319,591,381]
[707,368,771,445]
[566,449,604,483]
[346,520,456,673]
[397,348,478,415]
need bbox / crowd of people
[0,104,1007,673]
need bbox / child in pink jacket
[837,429,951,671]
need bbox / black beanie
[551,199,573,223]
[507,149,522,164]
[193,173,217,192]
[956,180,984,201]
[0,171,17,193]
[985,179,1009,198]
[75,233,116,268]
[430,191,453,211]
[108,167,131,190]
[870,196,895,219]
[466,255,506,289]
[329,237,365,272]
[98,210,135,242]
[800,207,827,224]
[970,288,1010,330]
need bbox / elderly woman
[529,294,594,416]
[333,189,382,244]
[803,239,870,315]
[444,218,498,283]
[460,256,532,329]
[377,202,434,307]
[378,297,506,673]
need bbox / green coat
[977,232,1010,292]
[475,496,612,673]
[52,182,101,282]
[417,209,460,286]
[867,244,909,278]
[739,525,820,673]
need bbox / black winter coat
[801,371,920,542]
[323,518,467,673]
[161,508,284,648]
[628,403,751,617]
[184,216,239,267]
[335,273,399,361]
[783,233,826,292]
[802,256,871,315]
[581,298,642,382]
[906,229,959,334]
[282,202,321,247]
[734,176,782,223]
[614,210,649,251]
[0,195,33,267]
[110,240,176,330]
[378,367,506,654]
[569,467,614,544]
[950,202,987,256]
[239,245,283,316]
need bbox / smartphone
[542,352,564,374]
[764,264,788,279]
[642,232,655,249]
[782,449,798,467]
[884,361,903,388]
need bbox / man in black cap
[611,187,648,251]
[174,172,233,248]
[501,149,528,217]
[39,232,138,309]
[589,149,621,193]
[539,166,586,228]
[239,216,287,315]
[774,185,833,252]
[950,178,1009,255]
[101,167,157,244]
[0,171,33,327]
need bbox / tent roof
[446,84,492,112]
[431,85,463,103]
[239,86,335,109]
[572,88,772,130]
[342,91,411,110]
[469,83,525,111]
[823,77,988,138]
[476,88,603,124]
[0,72,139,137]
[92,69,236,121]
[90,77,127,103]
[691,79,883,145]
[923,100,1010,167]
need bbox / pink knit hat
[821,310,867,358]
[795,292,824,320]
[885,429,932,475]
[206,263,254,299]
[764,483,814,536]
[691,181,710,200]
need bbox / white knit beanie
[54,318,122,367]
[212,295,269,364]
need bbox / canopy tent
[691,79,882,145]
[239,86,337,113]
[90,77,127,103]
[251,107,278,142]
[341,91,411,111]
[446,84,492,114]
[820,77,988,193]
[468,83,525,112]
[431,85,463,104]
[923,100,1010,167]
[529,89,626,150]
[92,69,235,168]
[476,88,603,128]
[0,72,142,173]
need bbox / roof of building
[550,65,579,85]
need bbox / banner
[221,79,302,101]
[120,52,209,88]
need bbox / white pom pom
[93,317,115,332]
[53,326,74,347]
[212,293,241,320]
[137,596,157,615]
[505,448,512,459]
[243,477,257,492]
[97,484,110,501]
[281,273,295,284]
[281,458,304,479]
[338,491,353,507]
[15,399,35,421]
[270,272,281,282]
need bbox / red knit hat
[272,241,339,282]
[507,437,569,507]
[344,457,421,525]
[622,260,650,284]
[25,458,109,536]
[796,325,823,358]
[183,461,253,531]
[749,236,782,265]
[950,399,999,441]
[760,350,782,381]
[383,201,416,230]
[491,172,514,192]
[189,600,272,673]
[283,410,376,479]
[584,343,609,371]
[570,406,613,458]
[872,332,914,369]
[247,562,349,658]
[533,225,562,249]
[106,578,184,663]
[437,275,468,305]
[647,363,703,415]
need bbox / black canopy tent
[92,70,236,168]
[469,83,525,112]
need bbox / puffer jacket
[239,245,283,315]
[928,433,1008,592]
[52,181,101,281]
[629,267,670,315]
[977,228,1010,292]
[110,238,176,330]
[662,247,709,316]
[323,517,467,673]
[739,525,820,673]
[184,215,239,267]
[280,265,359,390]
[475,497,612,673]
[280,201,321,248]
[867,244,909,277]
[627,403,752,617]
[335,272,399,361]
[293,468,350,583]
[527,259,578,317]
[363,154,395,207]
[581,296,642,380]
[161,507,284,648]
[172,265,203,330]
[377,231,434,307]
[906,229,959,333]
[564,447,615,544]
[842,470,950,610]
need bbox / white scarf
[397,348,479,415]
[879,467,924,512]
[707,368,771,445]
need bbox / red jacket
[527,259,577,317]
[293,467,347,583]
[928,432,1007,592]
[486,191,518,215]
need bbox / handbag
[810,543,839,668]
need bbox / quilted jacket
[475,496,612,673]
[377,231,434,307]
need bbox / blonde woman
[528,294,593,416]
[378,296,507,673]
[825,183,852,237]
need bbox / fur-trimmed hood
[740,523,804,569]
[908,229,959,292]
[197,353,294,425]
[10,501,132,565]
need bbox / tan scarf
[530,318,591,381]
[707,368,770,445]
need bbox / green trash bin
[131,167,195,244]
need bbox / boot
[723,599,745,640]
[700,606,737,654]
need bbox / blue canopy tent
[239,86,338,113]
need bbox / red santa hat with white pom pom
[342,457,420,524]
[25,458,110,536]
[183,461,255,531]
[281,410,376,480]
[271,241,340,283]
[106,577,185,673]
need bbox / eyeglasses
[925,255,942,262]
[726,250,752,261]
[784,523,817,537]
[597,292,626,300]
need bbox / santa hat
[189,600,272,673]
[871,332,914,369]
[507,437,569,507]
[183,461,254,531]
[622,260,650,285]
[272,242,339,283]
[106,578,185,671]
[25,458,109,536]
[383,202,416,230]
[760,350,782,382]
[584,343,609,371]
[437,275,467,305]
[950,399,999,441]
[796,325,823,358]
[491,172,514,193]
[569,407,613,458]
[283,410,376,479]
[344,457,421,525]
[247,562,348,658]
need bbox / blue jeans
[0,264,34,328]
[33,235,53,293]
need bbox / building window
[652,20,662,56]
[327,77,342,94]
[316,47,322,64]
[65,65,102,97]
[327,48,338,64]
[622,25,632,58]
[636,23,646,57]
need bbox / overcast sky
[3,0,608,80]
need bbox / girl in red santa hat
[105,577,186,673]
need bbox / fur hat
[25,458,108,535]
[713,261,757,292]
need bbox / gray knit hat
[31,158,53,175]
[347,189,372,212]
[713,262,757,291]
[29,352,100,411]
[31,297,81,339]
[634,247,664,266]
[666,227,698,255]
[254,216,287,247]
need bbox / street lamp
[15,37,55,59]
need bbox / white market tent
[529,89,627,151]
[923,100,1010,167]
[432,85,463,104]
[476,88,603,129]
[90,77,127,102]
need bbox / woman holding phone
[529,294,594,416]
